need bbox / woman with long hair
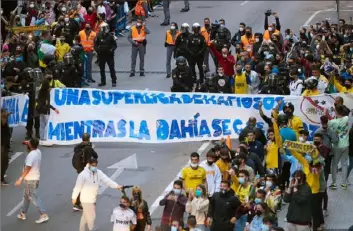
[131,186,152,231]
[185,184,209,231]
[36,78,59,145]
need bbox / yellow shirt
[230,175,240,194]
[291,150,320,194]
[236,184,253,203]
[265,187,282,211]
[301,89,320,97]
[55,41,71,62]
[289,115,304,138]
[181,166,207,192]
[216,159,231,180]
[234,73,248,94]
[334,77,353,93]
[266,121,282,169]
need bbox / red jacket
[83,12,97,31]
[210,44,235,77]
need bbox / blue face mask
[75,18,80,22]
[350,48,353,52]
[261,224,270,231]
[171,227,178,231]
[238,177,245,184]
[173,189,181,195]
[305,154,312,163]
[254,198,262,204]
[90,166,97,172]
[15,57,22,62]
[195,189,202,197]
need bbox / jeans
[80,203,96,231]
[85,51,93,81]
[331,147,349,184]
[196,224,207,231]
[234,214,247,231]
[21,180,46,214]
[347,155,353,180]
[39,114,49,140]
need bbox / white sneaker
[35,214,49,224]
[17,212,26,221]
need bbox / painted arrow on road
[98,154,138,195]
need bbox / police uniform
[188,32,207,82]
[62,53,80,87]
[171,66,194,92]
[174,33,190,60]
[165,29,181,77]
[259,85,286,95]
[128,24,150,76]
[214,26,231,52]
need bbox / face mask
[90,166,97,172]
[268,27,273,32]
[85,27,91,31]
[284,111,293,117]
[173,189,181,195]
[316,45,320,50]
[64,18,69,22]
[75,18,80,22]
[245,31,251,36]
[119,203,127,209]
[87,10,92,14]
[133,194,139,200]
[263,51,269,56]
[236,69,242,74]
[220,189,227,195]
[345,83,352,89]
[265,181,273,188]
[313,141,321,146]
[171,227,178,231]
[195,189,202,197]
[255,38,259,43]
[239,27,244,32]
[262,224,270,231]
[207,160,213,165]
[218,73,224,77]
[305,154,312,163]
[30,4,35,8]
[350,48,353,52]
[136,23,142,27]
[190,163,198,168]
[254,198,262,204]
[220,24,225,27]
[238,177,245,184]
[170,25,176,30]
[16,57,22,62]
[62,7,67,12]
[255,210,262,216]
[298,137,304,142]
[222,53,227,58]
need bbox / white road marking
[9,152,24,164]
[149,141,211,215]
[240,1,249,6]
[304,7,353,26]
[7,200,23,217]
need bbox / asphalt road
[2,1,353,231]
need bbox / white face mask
[62,7,67,12]
[222,54,227,58]
[255,38,259,43]
[190,163,198,168]
[64,18,69,22]
[170,26,176,30]
[268,27,273,32]
[218,73,224,76]
[239,27,244,32]
[316,44,320,50]
[136,23,141,27]
[30,4,35,8]
[299,136,304,142]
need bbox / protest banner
[1,94,29,127]
[9,25,51,34]
[46,89,353,145]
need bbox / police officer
[42,54,62,83]
[214,19,231,52]
[188,23,207,83]
[165,22,180,78]
[71,42,85,87]
[171,56,194,92]
[174,23,190,60]
[259,73,286,95]
[128,19,150,77]
[62,53,80,87]
[94,23,117,87]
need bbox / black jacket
[74,142,98,173]
[239,126,267,146]
[283,183,312,225]
[248,151,266,177]
[94,32,117,56]
[208,190,241,231]
[174,33,190,58]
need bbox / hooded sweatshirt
[72,166,118,203]
[200,160,222,197]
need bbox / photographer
[264,10,281,42]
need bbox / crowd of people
[1,1,353,231]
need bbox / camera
[265,9,272,17]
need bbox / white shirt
[200,160,222,197]
[317,75,329,94]
[24,149,42,181]
[289,79,304,96]
[111,207,136,231]
[72,166,118,203]
[97,5,106,15]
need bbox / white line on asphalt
[304,8,335,26]
[240,1,249,6]
[6,200,23,217]
[9,152,24,164]
[149,141,211,215]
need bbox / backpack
[72,145,94,171]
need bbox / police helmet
[267,73,278,86]
[100,23,110,33]
[63,52,74,65]
[71,45,83,57]
[43,54,55,66]
[176,56,187,66]
[181,23,190,33]
[192,23,201,34]
[277,114,289,126]
[305,76,319,90]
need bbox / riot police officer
[214,20,231,52]
[62,53,80,87]
[71,43,84,87]
[188,23,207,83]
[174,23,190,60]
[171,56,194,92]
[259,73,286,95]
[94,23,117,87]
